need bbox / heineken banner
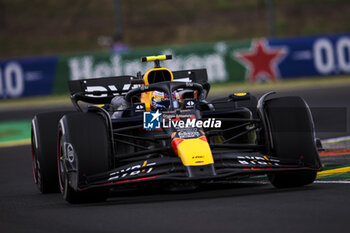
[1,33,350,99]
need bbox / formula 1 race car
[31,55,321,203]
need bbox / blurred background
[0,0,350,101]
[1,2,350,231]
[1,0,350,57]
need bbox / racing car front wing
[77,152,320,191]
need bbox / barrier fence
[1,33,350,99]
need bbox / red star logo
[234,39,287,83]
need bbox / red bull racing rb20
[31,55,322,203]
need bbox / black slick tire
[58,112,111,203]
[31,111,71,193]
[263,96,321,188]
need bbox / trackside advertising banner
[1,33,350,99]
[0,56,57,98]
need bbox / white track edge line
[321,136,350,144]
[314,180,350,184]
[232,180,350,184]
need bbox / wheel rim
[58,134,66,193]
[31,128,40,185]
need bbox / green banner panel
[54,40,251,94]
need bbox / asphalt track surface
[1,84,350,233]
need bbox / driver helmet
[141,67,181,110]
[150,91,180,110]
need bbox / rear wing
[68,69,209,98]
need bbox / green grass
[0,95,71,110]
[0,120,31,143]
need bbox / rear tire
[31,111,71,193]
[58,112,111,203]
[263,96,321,188]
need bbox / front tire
[263,96,321,188]
[58,112,111,203]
